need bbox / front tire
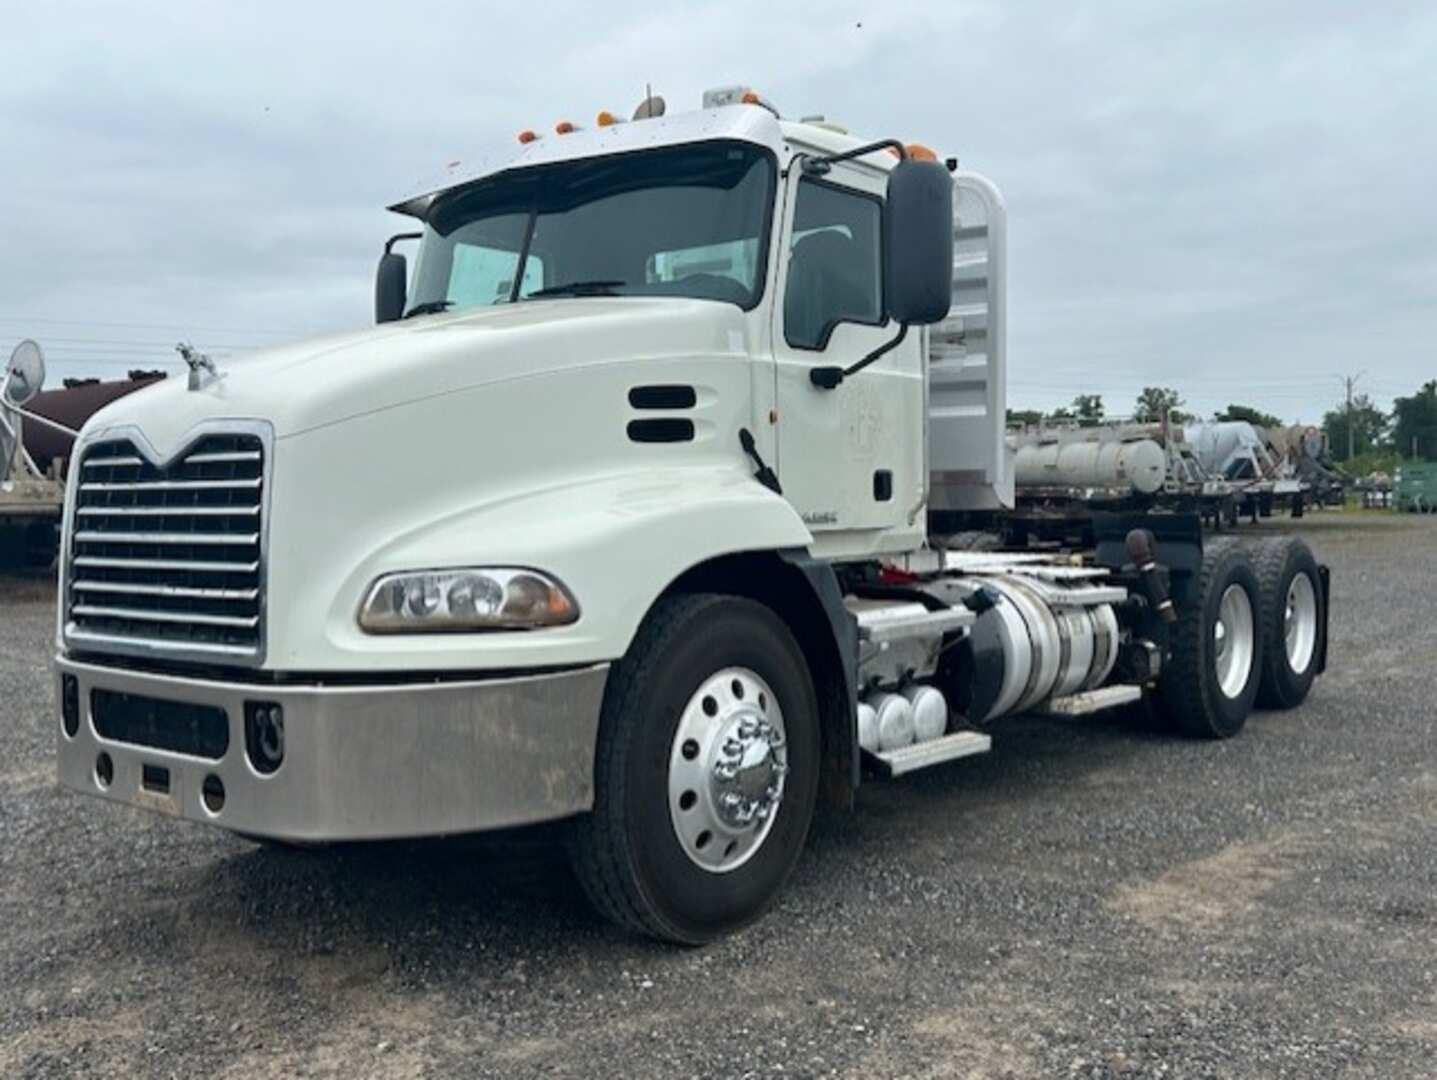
[568,593,820,944]
[1156,543,1263,738]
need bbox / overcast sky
[3,1,1432,423]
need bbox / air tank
[903,684,948,742]
[856,701,880,752]
[1013,439,1167,495]
[870,693,916,752]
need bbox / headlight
[358,568,579,633]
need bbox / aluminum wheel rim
[667,666,788,874]
[1284,572,1318,674]
[1213,583,1255,700]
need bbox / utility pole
[1340,371,1366,462]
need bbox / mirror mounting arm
[386,232,421,254]
[809,323,909,390]
[9,405,78,438]
[800,139,907,177]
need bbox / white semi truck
[50,88,1329,943]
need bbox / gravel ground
[2,513,1434,1079]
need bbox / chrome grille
[66,431,267,663]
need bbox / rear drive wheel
[568,593,820,944]
[1156,542,1263,738]
[1253,537,1322,709]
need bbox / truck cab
[51,88,1326,943]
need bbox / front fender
[285,465,812,672]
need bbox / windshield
[406,141,775,315]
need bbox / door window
[783,179,883,350]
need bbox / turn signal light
[885,143,940,162]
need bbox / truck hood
[79,297,751,453]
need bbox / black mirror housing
[375,251,408,324]
[884,159,954,326]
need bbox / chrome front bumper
[54,655,609,841]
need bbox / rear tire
[1252,537,1322,709]
[1156,542,1263,738]
[567,593,820,944]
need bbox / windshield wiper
[524,279,628,299]
[402,300,455,319]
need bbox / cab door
[771,162,926,555]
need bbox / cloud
[1,0,1432,420]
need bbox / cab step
[866,729,992,777]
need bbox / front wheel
[568,593,820,944]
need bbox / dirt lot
[2,514,1434,1078]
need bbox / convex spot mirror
[883,160,954,326]
[3,339,46,407]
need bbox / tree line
[1007,387,1276,429]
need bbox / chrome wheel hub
[1214,583,1255,699]
[1284,572,1318,673]
[668,667,787,873]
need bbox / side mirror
[884,159,954,326]
[3,339,46,407]
[375,251,408,324]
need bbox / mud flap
[1316,563,1331,675]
